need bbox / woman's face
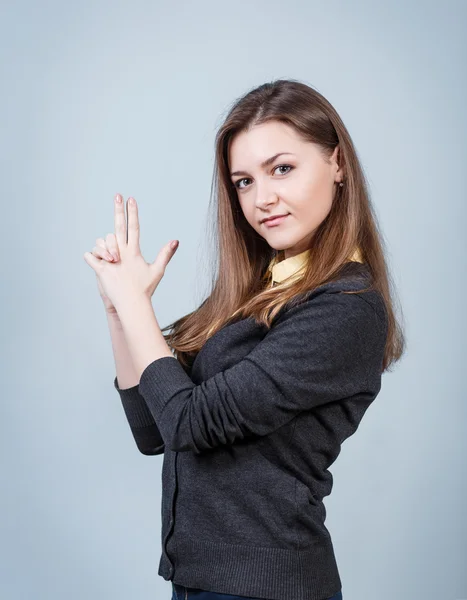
[228,121,343,259]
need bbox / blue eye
[233,164,294,190]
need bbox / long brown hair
[162,79,405,373]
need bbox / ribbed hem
[161,537,342,600]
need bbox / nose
[254,185,280,210]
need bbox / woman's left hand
[83,194,179,313]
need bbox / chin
[264,234,302,251]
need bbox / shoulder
[263,271,387,380]
[276,262,387,336]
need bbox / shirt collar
[267,247,363,286]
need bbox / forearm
[107,310,165,455]
[106,312,140,389]
[115,295,174,381]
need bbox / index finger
[114,193,127,249]
[126,196,140,252]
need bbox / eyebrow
[230,152,295,178]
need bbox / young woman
[85,79,405,600]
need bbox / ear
[331,144,345,182]
[330,144,340,165]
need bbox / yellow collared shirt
[268,247,363,287]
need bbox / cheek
[289,178,333,221]
[238,199,258,229]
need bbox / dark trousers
[171,582,343,600]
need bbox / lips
[262,214,287,223]
[262,214,290,226]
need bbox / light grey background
[1,1,465,599]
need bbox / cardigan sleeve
[114,376,165,455]
[137,291,387,454]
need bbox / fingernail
[112,253,119,261]
[129,197,135,205]
[170,240,179,249]
[115,194,122,203]
[106,253,114,261]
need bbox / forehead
[228,121,314,167]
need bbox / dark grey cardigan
[114,262,388,600]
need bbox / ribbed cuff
[113,375,156,428]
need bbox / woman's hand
[84,194,179,314]
[90,233,121,315]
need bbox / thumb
[83,251,101,272]
[151,240,179,270]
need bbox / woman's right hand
[90,233,121,315]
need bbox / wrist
[106,310,122,323]
[115,294,152,318]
